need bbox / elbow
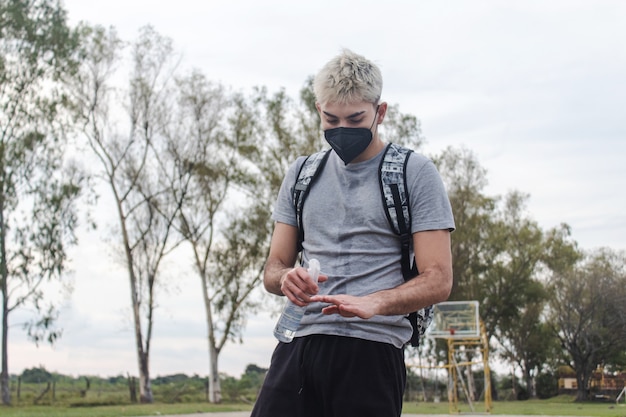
[262,276,276,294]
[440,279,452,303]
[262,267,274,293]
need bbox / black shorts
[250,334,406,417]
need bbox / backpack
[292,143,434,347]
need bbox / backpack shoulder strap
[379,143,416,279]
[379,143,434,347]
[293,149,331,252]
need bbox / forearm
[313,230,453,320]
[263,256,293,296]
[368,229,454,316]
[313,262,452,320]
[368,264,452,316]
[263,222,299,296]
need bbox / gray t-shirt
[272,145,455,347]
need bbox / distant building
[558,366,626,399]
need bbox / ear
[376,102,388,124]
[315,102,322,114]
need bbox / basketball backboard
[428,300,480,339]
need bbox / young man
[251,49,455,417]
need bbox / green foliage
[429,144,620,400]
[239,364,266,391]
[8,369,269,407]
[1,0,87,406]
[535,370,559,399]
[152,374,202,385]
[382,103,424,149]
[71,21,189,403]
[221,364,267,402]
[20,367,52,383]
[433,146,495,302]
[548,248,626,401]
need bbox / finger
[322,304,359,318]
[284,288,307,307]
[285,268,321,305]
[317,273,329,284]
[321,305,340,315]
[282,277,309,306]
[301,270,324,299]
[311,294,336,304]
[336,305,359,318]
[290,285,313,305]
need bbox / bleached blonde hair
[313,49,383,106]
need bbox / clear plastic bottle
[273,259,320,343]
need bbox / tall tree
[163,71,261,403]
[432,150,565,398]
[204,204,269,402]
[170,78,345,402]
[498,297,557,398]
[481,192,545,335]
[433,146,496,302]
[499,223,580,398]
[548,248,626,401]
[382,103,424,150]
[0,0,84,405]
[72,24,181,403]
[165,78,339,402]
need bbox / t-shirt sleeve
[407,154,456,234]
[271,157,307,226]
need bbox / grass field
[402,397,626,416]
[0,402,252,417]
[0,397,624,417]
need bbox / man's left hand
[311,294,378,319]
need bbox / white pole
[616,386,625,404]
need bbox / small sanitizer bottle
[273,259,320,343]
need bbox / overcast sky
[11,0,626,379]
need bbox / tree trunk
[201,272,221,403]
[130,270,153,403]
[1,280,10,405]
[128,373,138,403]
[124,214,153,403]
[524,367,536,399]
[510,367,517,399]
[138,351,152,403]
[576,372,589,401]
[132,300,152,404]
[523,367,530,397]
[0,325,8,405]
[1,202,11,405]
[208,343,222,403]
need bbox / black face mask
[324,107,379,165]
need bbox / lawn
[0,402,253,417]
[0,397,624,417]
[401,396,626,416]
